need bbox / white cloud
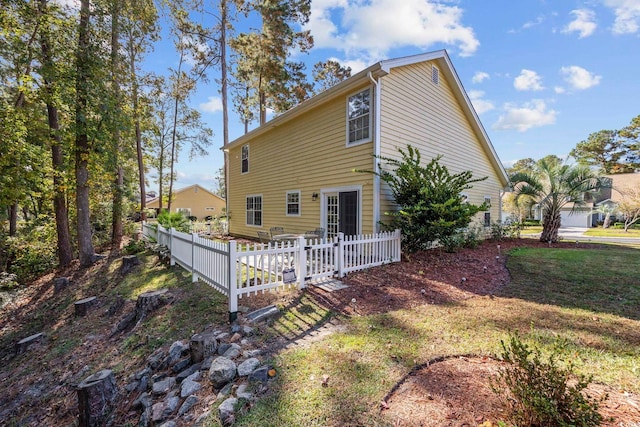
[514,69,544,91]
[603,0,640,34]
[467,90,494,114]
[493,99,557,132]
[562,9,597,38]
[199,97,223,113]
[307,0,479,59]
[341,58,368,74]
[560,66,601,90]
[554,86,566,94]
[472,71,490,84]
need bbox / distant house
[146,184,226,220]
[593,173,640,224]
[224,50,509,239]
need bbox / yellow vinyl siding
[378,61,503,226]
[146,185,226,220]
[228,87,375,239]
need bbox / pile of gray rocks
[127,321,275,426]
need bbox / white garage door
[560,210,590,227]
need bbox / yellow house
[146,184,226,220]
[225,50,509,239]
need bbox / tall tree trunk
[110,3,123,246]
[540,209,561,243]
[39,0,73,267]
[75,0,96,267]
[8,204,18,237]
[129,44,146,220]
[168,47,185,213]
[220,0,229,217]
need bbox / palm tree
[510,158,608,242]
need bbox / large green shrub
[157,211,191,233]
[360,146,488,253]
[492,333,606,427]
[4,217,58,283]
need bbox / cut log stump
[120,255,140,275]
[190,332,218,363]
[53,277,70,294]
[15,332,45,355]
[75,296,98,317]
[111,289,170,335]
[77,369,117,427]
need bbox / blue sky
[147,0,640,193]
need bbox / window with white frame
[484,212,491,227]
[177,208,191,217]
[484,196,492,207]
[286,191,300,216]
[347,88,371,145]
[241,144,249,174]
[246,195,262,226]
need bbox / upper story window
[347,88,371,145]
[241,144,249,174]
[286,191,300,216]
[484,196,492,208]
[246,195,262,226]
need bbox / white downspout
[368,71,382,232]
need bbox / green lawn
[585,227,640,238]
[519,225,542,235]
[233,245,640,426]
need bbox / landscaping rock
[180,378,202,398]
[218,397,237,426]
[208,357,237,388]
[249,366,271,384]
[190,332,217,363]
[237,358,260,377]
[245,305,279,324]
[222,343,241,359]
[152,377,176,396]
[176,364,200,383]
[178,395,199,416]
[168,340,189,364]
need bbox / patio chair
[270,226,285,238]
[313,227,325,239]
[257,231,272,244]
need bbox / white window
[241,144,249,174]
[205,207,216,211]
[347,88,371,145]
[177,208,191,217]
[246,195,262,226]
[484,196,492,208]
[286,191,300,216]
[431,65,439,85]
[484,212,491,227]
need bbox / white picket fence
[141,223,401,317]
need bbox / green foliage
[4,217,58,283]
[0,272,19,290]
[157,211,190,232]
[490,221,522,241]
[123,239,147,255]
[492,333,606,427]
[362,146,488,253]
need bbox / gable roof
[225,50,509,187]
[604,173,640,202]
[146,184,225,204]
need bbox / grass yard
[585,227,640,238]
[519,225,543,235]
[234,244,640,426]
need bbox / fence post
[394,229,401,262]
[191,233,199,283]
[337,232,345,277]
[227,240,238,323]
[296,236,306,289]
[169,228,175,266]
